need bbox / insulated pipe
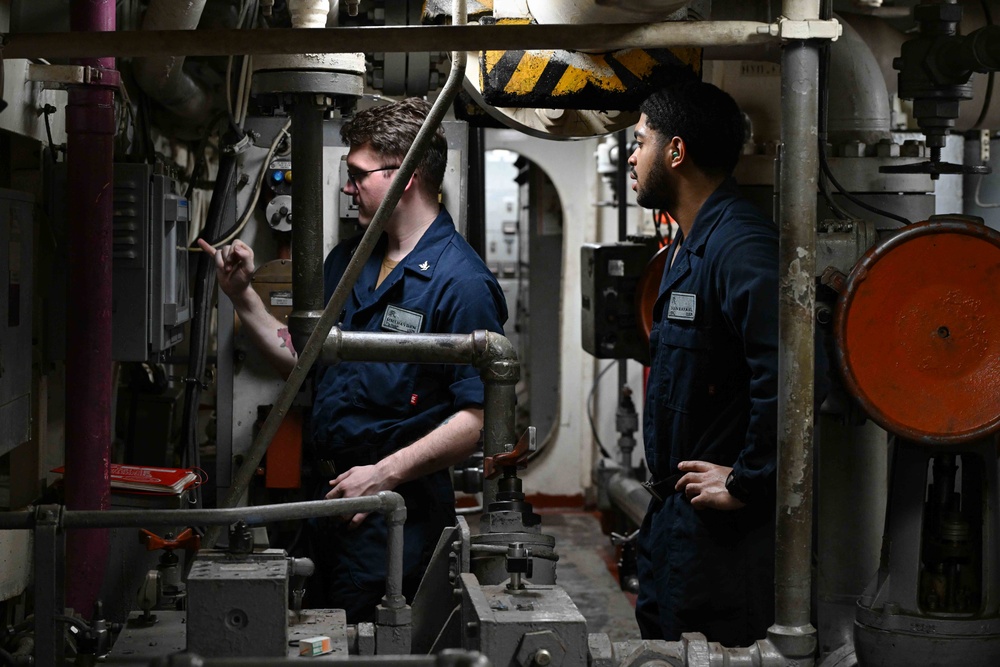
[289,0,330,28]
[526,0,688,24]
[206,0,469,548]
[825,16,891,146]
[321,329,520,508]
[132,0,213,128]
[289,99,326,353]
[770,0,821,663]
[64,0,116,621]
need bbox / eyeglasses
[346,165,400,188]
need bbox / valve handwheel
[835,217,1000,443]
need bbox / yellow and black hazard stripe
[480,45,701,110]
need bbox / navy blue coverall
[308,208,507,622]
[636,180,781,646]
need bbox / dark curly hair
[340,98,448,194]
[640,79,745,176]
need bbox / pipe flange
[253,52,365,73]
[253,53,366,96]
[252,70,364,97]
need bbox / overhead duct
[132,0,214,130]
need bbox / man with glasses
[201,98,507,622]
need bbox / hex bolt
[875,139,899,157]
[901,140,924,158]
[841,140,866,157]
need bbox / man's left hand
[325,464,392,529]
[675,460,745,510]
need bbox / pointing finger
[196,238,217,256]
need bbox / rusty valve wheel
[832,217,1000,444]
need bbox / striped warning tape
[481,45,701,110]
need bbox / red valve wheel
[835,218,1000,444]
[635,244,671,349]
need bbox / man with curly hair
[629,78,784,646]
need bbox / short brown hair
[340,98,448,194]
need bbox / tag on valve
[484,426,536,480]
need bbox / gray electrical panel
[0,189,33,457]
[580,242,657,364]
[112,164,191,361]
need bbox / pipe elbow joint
[378,491,407,524]
[320,326,343,364]
[473,331,520,384]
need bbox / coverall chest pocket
[655,323,715,413]
[350,361,417,417]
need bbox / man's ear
[669,137,684,166]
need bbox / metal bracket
[758,17,843,42]
[27,63,121,89]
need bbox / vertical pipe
[208,0,469,544]
[772,0,820,659]
[615,128,630,465]
[64,0,116,619]
[290,97,326,353]
[482,381,518,508]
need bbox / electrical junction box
[0,189,33,457]
[112,164,191,361]
[581,241,657,364]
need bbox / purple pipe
[64,0,116,619]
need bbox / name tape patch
[382,305,424,334]
[667,292,697,321]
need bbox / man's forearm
[229,287,298,379]
[376,408,483,486]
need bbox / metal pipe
[140,653,490,667]
[8,494,408,667]
[770,0,820,662]
[132,0,213,127]
[322,330,484,365]
[321,329,519,508]
[0,495,404,530]
[289,97,326,353]
[615,128,631,468]
[607,472,650,527]
[207,0,470,547]
[2,21,780,60]
[380,491,407,606]
[64,0,116,621]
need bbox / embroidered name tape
[382,305,424,333]
[667,292,697,321]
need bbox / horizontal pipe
[322,330,484,366]
[2,21,777,60]
[0,495,403,530]
[322,329,519,508]
[607,471,651,528]
[142,654,491,667]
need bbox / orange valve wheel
[835,218,1000,444]
[635,244,671,350]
